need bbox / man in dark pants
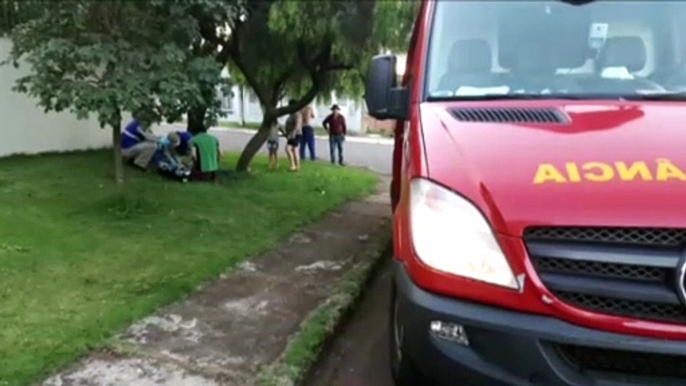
[299,104,316,161]
[322,104,347,166]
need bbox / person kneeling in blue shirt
[121,118,159,171]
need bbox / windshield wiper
[622,92,686,101]
[557,0,597,5]
[427,92,686,102]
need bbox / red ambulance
[365,1,686,385]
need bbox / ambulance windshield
[426,1,686,100]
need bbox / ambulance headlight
[409,178,519,290]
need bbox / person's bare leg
[291,147,298,171]
[268,153,275,169]
[286,147,296,171]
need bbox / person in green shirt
[190,131,221,181]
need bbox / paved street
[161,124,394,175]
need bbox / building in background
[216,86,366,134]
[216,54,406,136]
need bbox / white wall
[0,38,112,157]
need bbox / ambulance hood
[420,101,686,236]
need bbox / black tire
[389,281,433,386]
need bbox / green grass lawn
[0,150,377,385]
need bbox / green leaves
[5,0,416,173]
[0,1,43,36]
[211,0,417,170]
[228,0,417,109]
[6,0,234,131]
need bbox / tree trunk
[112,120,125,186]
[239,86,246,127]
[187,106,207,134]
[236,115,276,172]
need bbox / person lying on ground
[190,130,222,182]
[156,156,191,183]
[121,118,159,171]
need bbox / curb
[255,232,393,386]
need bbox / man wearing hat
[322,104,347,166]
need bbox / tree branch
[270,66,295,103]
[227,22,271,109]
[270,39,336,118]
[273,63,322,118]
[323,63,353,71]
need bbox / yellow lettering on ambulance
[565,163,581,183]
[656,158,686,181]
[533,164,567,184]
[582,162,614,182]
[615,162,653,182]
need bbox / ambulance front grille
[524,227,686,324]
[525,227,686,247]
[556,343,686,380]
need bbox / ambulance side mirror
[364,55,409,121]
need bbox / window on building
[219,89,234,113]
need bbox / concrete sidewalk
[43,177,392,386]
